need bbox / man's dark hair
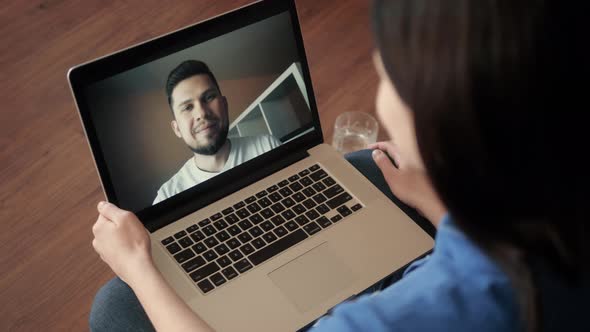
[165,60,221,111]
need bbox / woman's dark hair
[166,60,221,111]
[372,0,587,330]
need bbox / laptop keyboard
[160,164,363,294]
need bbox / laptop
[68,0,433,330]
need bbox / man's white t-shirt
[153,135,281,205]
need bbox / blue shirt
[311,214,521,332]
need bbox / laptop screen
[79,9,317,215]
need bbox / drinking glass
[332,111,379,154]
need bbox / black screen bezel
[67,0,323,232]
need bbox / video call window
[85,12,313,212]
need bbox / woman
[90,0,588,331]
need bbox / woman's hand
[368,141,447,227]
[92,201,153,286]
[91,202,216,331]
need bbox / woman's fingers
[92,238,101,255]
[367,142,379,149]
[367,141,390,151]
[92,214,109,234]
[97,201,132,225]
[372,149,400,190]
[92,219,100,236]
[368,141,403,169]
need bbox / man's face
[170,74,229,155]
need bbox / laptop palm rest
[268,242,358,313]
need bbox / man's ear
[171,120,182,138]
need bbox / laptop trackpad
[268,242,357,313]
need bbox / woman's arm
[129,260,213,332]
[92,202,214,332]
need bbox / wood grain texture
[0,0,383,330]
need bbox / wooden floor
[0,0,384,330]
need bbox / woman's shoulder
[315,258,519,332]
[312,216,521,332]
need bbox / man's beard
[188,123,229,156]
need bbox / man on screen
[153,60,282,204]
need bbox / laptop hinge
[145,149,310,233]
